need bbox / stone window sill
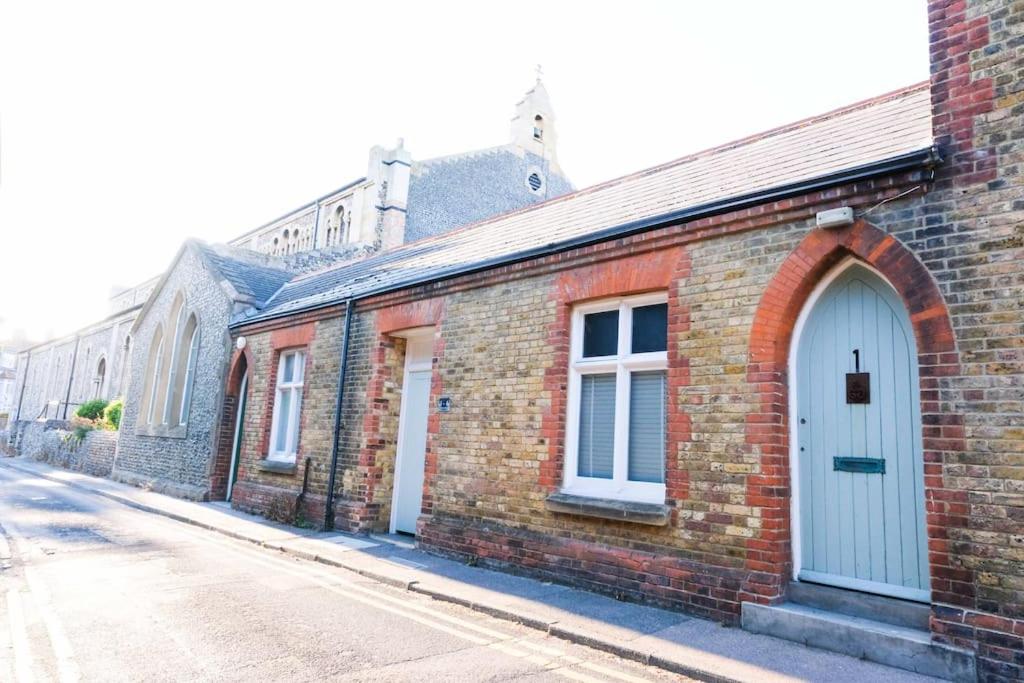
[256,459,297,475]
[544,492,670,526]
[134,423,188,440]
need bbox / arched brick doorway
[746,220,965,607]
[212,349,250,501]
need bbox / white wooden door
[393,370,431,534]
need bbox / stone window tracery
[138,291,201,430]
[326,205,347,247]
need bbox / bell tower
[509,68,560,170]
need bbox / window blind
[628,371,666,483]
[577,373,616,479]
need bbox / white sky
[0,0,929,343]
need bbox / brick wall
[230,315,349,527]
[231,168,938,616]
[222,2,1022,671]
[229,307,419,531]
[923,1,1024,678]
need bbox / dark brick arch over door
[745,219,968,608]
[211,347,252,501]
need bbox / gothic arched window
[138,291,200,428]
[331,206,346,246]
[533,114,544,141]
[156,294,185,424]
[141,325,164,424]
[172,314,199,425]
[94,356,106,399]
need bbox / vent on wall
[526,167,546,195]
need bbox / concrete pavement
[0,457,942,682]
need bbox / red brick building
[217,1,1022,678]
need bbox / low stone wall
[2,419,118,477]
[108,467,209,501]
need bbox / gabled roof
[132,241,295,333]
[193,242,295,306]
[238,83,935,327]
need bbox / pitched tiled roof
[240,83,934,325]
[193,242,295,307]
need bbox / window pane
[631,304,668,354]
[179,328,199,425]
[577,373,616,479]
[628,371,666,483]
[282,353,295,383]
[287,390,302,454]
[292,352,304,382]
[583,310,619,357]
[275,390,292,452]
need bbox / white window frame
[267,349,305,463]
[563,293,668,504]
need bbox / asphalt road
[0,466,684,682]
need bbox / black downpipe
[62,336,81,420]
[294,456,312,519]
[324,300,355,530]
[14,350,31,422]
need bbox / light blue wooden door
[394,370,431,535]
[796,264,929,601]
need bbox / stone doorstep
[741,601,976,682]
[787,580,931,631]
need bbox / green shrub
[76,399,109,421]
[103,399,124,430]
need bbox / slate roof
[405,146,574,243]
[240,83,934,326]
[192,242,296,307]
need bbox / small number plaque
[846,372,870,404]
[437,396,452,413]
[833,457,885,474]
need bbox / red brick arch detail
[211,345,254,500]
[750,220,955,368]
[539,246,691,503]
[226,346,253,397]
[742,219,967,608]
[376,296,444,334]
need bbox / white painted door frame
[389,329,434,535]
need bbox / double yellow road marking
[145,513,656,683]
